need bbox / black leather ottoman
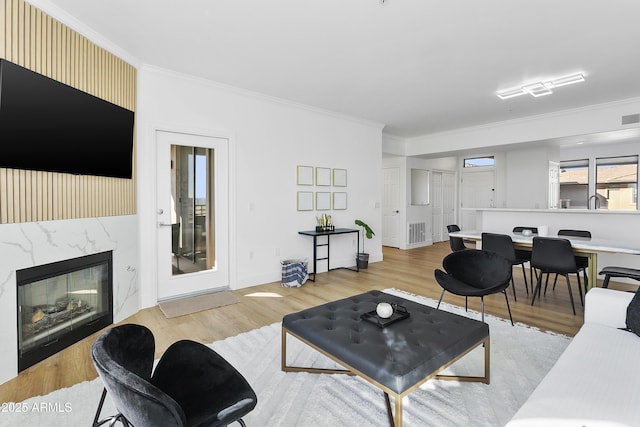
[281,290,489,427]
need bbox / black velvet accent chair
[91,324,257,427]
[481,232,530,301]
[434,249,514,325]
[530,237,583,315]
[446,224,469,252]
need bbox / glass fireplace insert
[17,251,113,372]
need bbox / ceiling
[42,0,640,139]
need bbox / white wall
[137,66,384,307]
[504,145,559,209]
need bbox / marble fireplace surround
[0,215,139,385]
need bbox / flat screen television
[0,59,134,179]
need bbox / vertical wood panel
[0,0,136,224]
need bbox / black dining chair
[446,224,469,252]
[512,226,538,285]
[554,229,591,292]
[481,232,529,301]
[530,237,584,315]
[434,249,514,325]
[92,324,257,427]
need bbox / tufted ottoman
[281,290,489,427]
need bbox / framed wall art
[316,192,331,210]
[297,165,314,186]
[316,167,331,186]
[297,191,314,211]
[333,192,347,210]
[333,168,347,187]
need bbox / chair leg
[480,296,485,323]
[543,273,551,296]
[93,388,108,427]
[565,274,576,315]
[503,290,514,326]
[531,270,543,306]
[521,264,529,294]
[511,276,517,302]
[437,289,445,309]
[552,273,558,291]
[465,296,468,312]
[602,274,611,288]
[238,419,247,427]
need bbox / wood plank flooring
[0,242,635,404]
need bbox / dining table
[448,229,640,289]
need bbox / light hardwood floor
[0,242,635,404]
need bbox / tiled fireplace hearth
[17,251,113,372]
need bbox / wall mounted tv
[0,59,134,179]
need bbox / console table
[298,228,360,281]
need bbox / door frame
[140,125,236,307]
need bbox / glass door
[173,145,212,275]
[156,131,229,300]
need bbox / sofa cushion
[626,288,640,337]
[506,323,640,426]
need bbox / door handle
[158,222,173,228]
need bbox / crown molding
[140,64,385,132]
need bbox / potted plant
[355,219,375,269]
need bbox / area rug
[159,290,239,318]
[2,289,570,426]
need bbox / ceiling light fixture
[497,72,585,100]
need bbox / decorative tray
[361,304,410,328]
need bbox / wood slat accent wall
[0,0,136,223]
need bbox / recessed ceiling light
[497,72,585,100]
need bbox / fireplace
[17,251,113,372]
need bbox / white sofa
[507,288,640,427]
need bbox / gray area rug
[3,289,570,426]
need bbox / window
[596,156,638,211]
[463,156,494,168]
[559,159,589,208]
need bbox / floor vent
[408,222,427,245]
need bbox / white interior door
[382,167,401,247]
[442,171,456,234]
[431,171,444,242]
[461,169,494,230]
[156,130,229,300]
[431,171,456,242]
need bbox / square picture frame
[316,192,331,210]
[297,165,314,186]
[333,168,347,187]
[316,167,331,186]
[333,192,347,210]
[297,191,314,211]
